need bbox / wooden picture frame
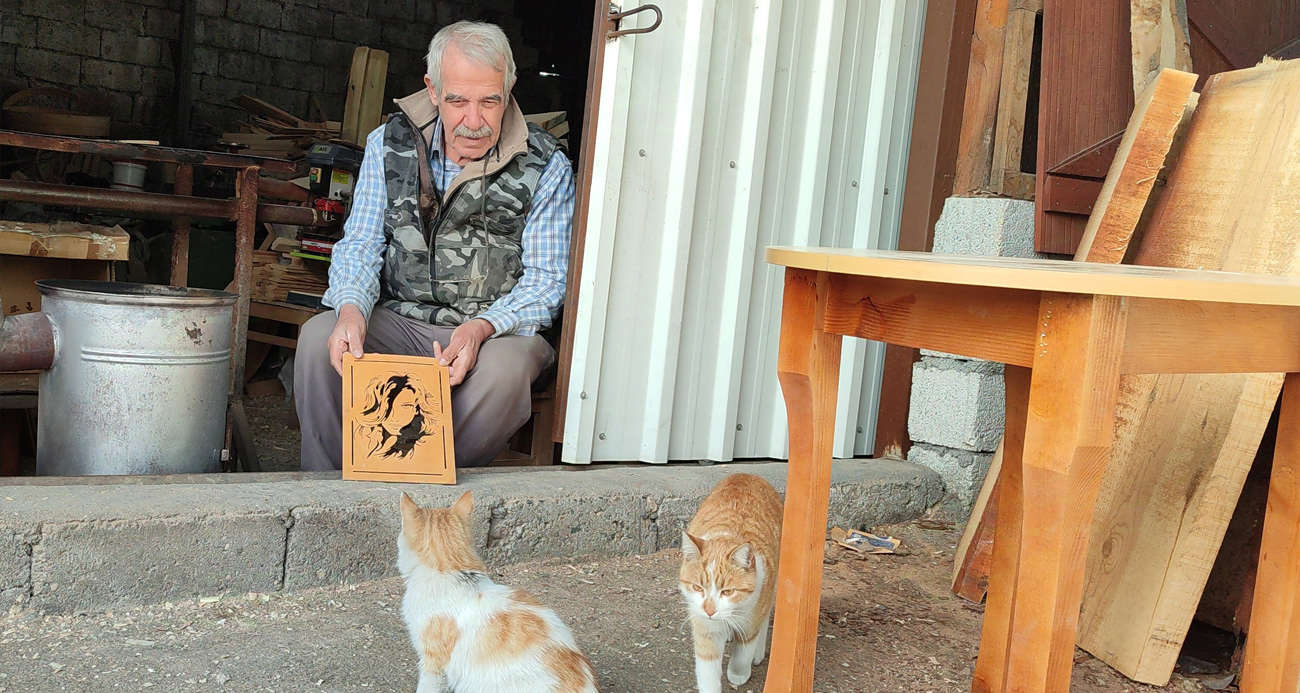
[341,352,456,484]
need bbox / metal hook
[608,3,663,39]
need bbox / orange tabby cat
[399,491,599,693]
[679,473,783,693]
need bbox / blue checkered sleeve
[477,150,575,337]
[321,125,388,323]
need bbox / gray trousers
[295,306,556,470]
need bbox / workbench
[0,130,327,471]
[763,247,1300,693]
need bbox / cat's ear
[681,531,704,561]
[451,490,474,521]
[730,544,753,569]
[400,492,419,521]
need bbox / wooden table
[763,247,1300,693]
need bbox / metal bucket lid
[36,279,238,307]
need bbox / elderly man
[295,20,574,470]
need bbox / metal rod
[0,179,329,226]
[169,163,193,287]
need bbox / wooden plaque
[341,352,456,484]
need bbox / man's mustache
[454,123,493,139]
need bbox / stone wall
[4,0,573,146]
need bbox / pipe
[0,180,330,226]
[0,309,55,372]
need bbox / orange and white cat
[679,473,783,693]
[398,491,599,693]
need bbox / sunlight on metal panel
[565,0,929,463]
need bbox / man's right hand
[327,303,368,376]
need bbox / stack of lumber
[523,111,570,150]
[250,244,328,304]
[952,0,1043,200]
[956,57,1300,687]
[219,95,341,159]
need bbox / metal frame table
[763,247,1300,693]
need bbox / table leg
[764,268,843,693]
[1240,371,1300,692]
[972,365,1031,692]
[169,163,193,287]
[1003,293,1127,692]
[229,166,258,397]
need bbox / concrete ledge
[0,460,943,613]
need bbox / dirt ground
[245,390,301,473]
[0,523,1219,692]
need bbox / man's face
[426,44,508,166]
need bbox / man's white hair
[425,21,517,95]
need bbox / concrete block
[481,495,655,565]
[369,0,417,20]
[284,505,399,591]
[2,14,38,48]
[31,514,286,613]
[260,28,315,62]
[270,59,324,92]
[193,46,220,75]
[310,38,356,67]
[383,22,433,52]
[218,50,274,83]
[907,442,994,513]
[225,0,284,28]
[34,19,99,55]
[82,59,144,93]
[198,17,260,52]
[102,32,164,66]
[198,0,228,18]
[332,14,381,45]
[145,7,182,37]
[280,7,334,36]
[85,1,146,32]
[932,196,1039,259]
[908,357,1004,452]
[21,0,82,22]
[255,85,309,119]
[0,525,35,603]
[15,48,81,85]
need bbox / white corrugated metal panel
[564,0,928,463]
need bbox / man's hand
[328,303,368,376]
[433,318,495,386]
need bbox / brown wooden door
[1035,0,1300,256]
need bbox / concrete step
[0,460,943,613]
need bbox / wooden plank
[247,330,296,349]
[1074,69,1197,264]
[990,6,1038,196]
[1048,130,1124,178]
[952,73,1188,604]
[1077,58,1300,684]
[0,220,130,261]
[822,274,1040,368]
[953,440,1002,600]
[230,94,303,128]
[953,0,1011,194]
[1239,371,1300,692]
[1130,0,1193,100]
[1035,0,1135,254]
[341,47,389,146]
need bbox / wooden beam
[1075,68,1198,264]
[990,5,1039,197]
[341,47,389,146]
[879,0,979,458]
[1040,174,1103,215]
[953,0,1011,194]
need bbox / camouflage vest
[376,113,558,326]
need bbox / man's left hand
[433,318,495,386]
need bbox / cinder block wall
[906,196,1047,516]
[4,0,534,145]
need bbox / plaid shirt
[323,119,575,336]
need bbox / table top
[766,247,1300,307]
